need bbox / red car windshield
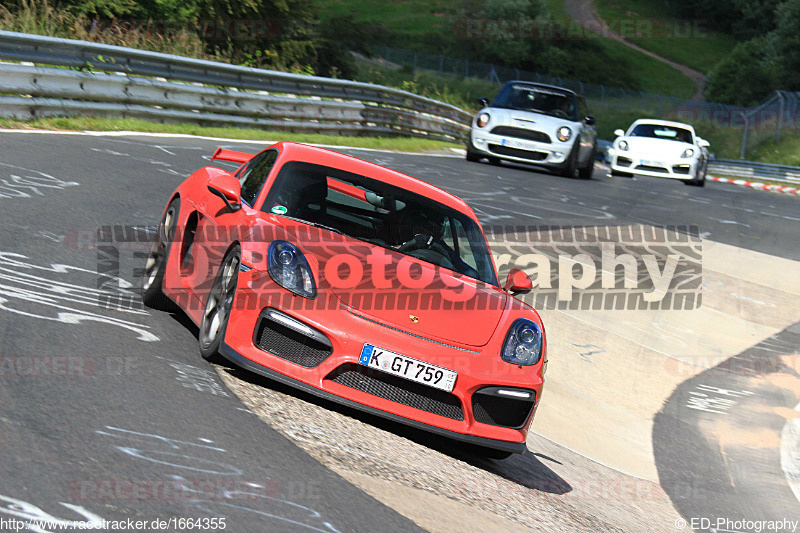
[262,161,499,286]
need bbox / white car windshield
[492,84,577,120]
[630,124,693,144]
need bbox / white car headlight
[476,113,490,128]
[681,148,694,158]
[557,126,571,142]
[618,140,629,151]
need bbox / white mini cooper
[467,81,598,179]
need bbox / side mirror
[697,138,710,148]
[504,268,532,295]
[207,172,242,212]
[614,129,625,137]
[478,97,490,108]
[584,115,596,126]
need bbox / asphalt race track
[1,130,799,532]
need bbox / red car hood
[298,237,507,348]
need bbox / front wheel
[687,159,707,187]
[199,245,240,364]
[466,147,481,162]
[577,143,596,179]
[560,143,578,178]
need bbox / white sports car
[609,119,709,187]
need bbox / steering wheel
[398,234,454,269]
[552,109,569,119]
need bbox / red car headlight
[501,319,543,366]
[267,240,317,299]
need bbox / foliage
[702,0,800,104]
[705,38,778,107]
[0,0,355,78]
[447,0,557,71]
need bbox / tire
[577,143,596,180]
[560,143,578,178]
[466,148,481,162]
[687,158,707,187]
[199,244,241,364]
[488,156,501,166]
[141,198,180,310]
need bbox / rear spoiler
[211,147,254,164]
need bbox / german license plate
[358,344,457,392]
[640,159,663,166]
[501,138,537,151]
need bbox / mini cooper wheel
[199,245,240,363]
[466,147,481,162]
[577,143,596,180]
[560,143,579,178]
[142,198,180,310]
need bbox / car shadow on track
[217,364,572,497]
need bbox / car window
[237,149,278,207]
[451,218,482,275]
[261,161,498,286]
[630,124,693,143]
[492,84,577,120]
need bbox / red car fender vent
[472,387,536,429]
[326,364,464,421]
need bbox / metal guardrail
[0,31,472,141]
[708,159,800,185]
[0,30,798,187]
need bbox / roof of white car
[629,118,696,132]
[506,80,577,96]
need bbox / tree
[773,0,800,90]
[449,0,559,73]
[705,37,777,106]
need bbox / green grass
[748,133,800,166]
[592,37,694,97]
[543,0,694,98]
[0,117,463,152]
[594,0,736,74]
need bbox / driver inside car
[389,207,480,278]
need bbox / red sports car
[142,142,546,458]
